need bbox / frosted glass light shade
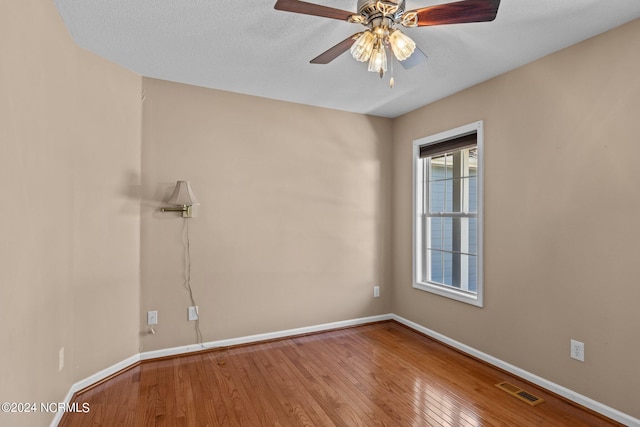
[351,31,376,62]
[368,44,387,75]
[389,29,416,61]
[167,181,199,206]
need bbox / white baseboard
[391,314,640,427]
[140,314,393,360]
[52,313,639,427]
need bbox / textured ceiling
[53,0,640,118]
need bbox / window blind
[419,132,477,158]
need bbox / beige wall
[391,19,640,418]
[140,79,392,351]
[0,0,141,425]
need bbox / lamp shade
[368,44,387,74]
[166,181,199,206]
[350,30,375,62]
[389,29,416,61]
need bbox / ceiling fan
[274,0,501,84]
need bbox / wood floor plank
[266,344,340,426]
[293,335,415,426]
[60,321,623,427]
[255,345,328,425]
[283,338,397,426]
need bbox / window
[413,121,483,307]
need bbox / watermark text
[2,402,90,414]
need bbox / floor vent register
[495,381,545,406]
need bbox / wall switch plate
[570,339,585,362]
[147,310,158,325]
[188,306,199,321]
[59,347,64,372]
[373,286,380,298]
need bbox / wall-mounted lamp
[161,180,199,218]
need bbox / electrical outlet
[188,306,199,321]
[570,339,585,362]
[373,286,380,298]
[147,310,158,325]
[59,347,64,372]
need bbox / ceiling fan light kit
[389,29,416,61]
[351,30,375,61]
[274,0,501,84]
[368,41,388,76]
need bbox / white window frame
[412,121,484,307]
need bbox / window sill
[413,281,483,307]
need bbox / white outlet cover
[147,310,158,325]
[570,339,585,362]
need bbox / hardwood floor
[60,321,620,426]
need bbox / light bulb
[368,44,387,76]
[389,29,416,61]
[350,31,376,62]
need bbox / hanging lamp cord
[184,218,204,345]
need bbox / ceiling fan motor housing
[357,0,406,22]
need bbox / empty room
[1,0,639,426]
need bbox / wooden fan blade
[310,33,362,64]
[410,0,500,27]
[274,0,355,21]
[399,46,428,69]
